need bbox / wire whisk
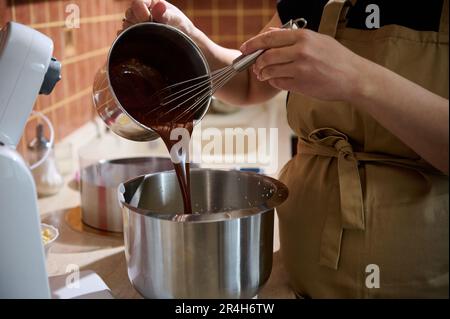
[146,18,307,123]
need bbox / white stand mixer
[0,22,111,299]
[0,21,60,299]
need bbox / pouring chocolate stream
[107,18,306,215]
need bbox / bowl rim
[118,168,289,223]
[41,223,59,246]
[80,157,200,187]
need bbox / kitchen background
[0,1,294,298]
[0,0,276,159]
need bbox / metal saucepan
[80,157,176,232]
[118,169,289,298]
[92,22,211,141]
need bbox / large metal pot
[92,22,211,141]
[118,169,288,299]
[80,157,175,232]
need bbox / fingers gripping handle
[232,49,265,72]
[232,18,307,72]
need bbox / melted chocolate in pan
[110,58,194,214]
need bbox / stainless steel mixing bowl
[80,157,175,232]
[118,169,288,299]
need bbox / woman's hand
[242,26,449,174]
[240,28,368,102]
[119,5,283,107]
[122,0,197,37]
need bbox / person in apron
[241,0,449,298]
[123,0,448,298]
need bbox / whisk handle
[231,18,307,73]
[232,49,265,72]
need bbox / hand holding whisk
[145,18,308,123]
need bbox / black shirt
[277,0,444,32]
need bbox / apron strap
[318,0,354,37]
[439,0,449,42]
[297,127,443,270]
[319,0,449,39]
[298,128,434,269]
[315,0,360,270]
[300,128,365,269]
[307,129,366,231]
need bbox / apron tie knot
[334,139,353,155]
[307,128,365,231]
[299,126,441,269]
[301,127,366,269]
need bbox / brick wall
[0,0,275,156]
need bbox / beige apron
[278,0,449,298]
